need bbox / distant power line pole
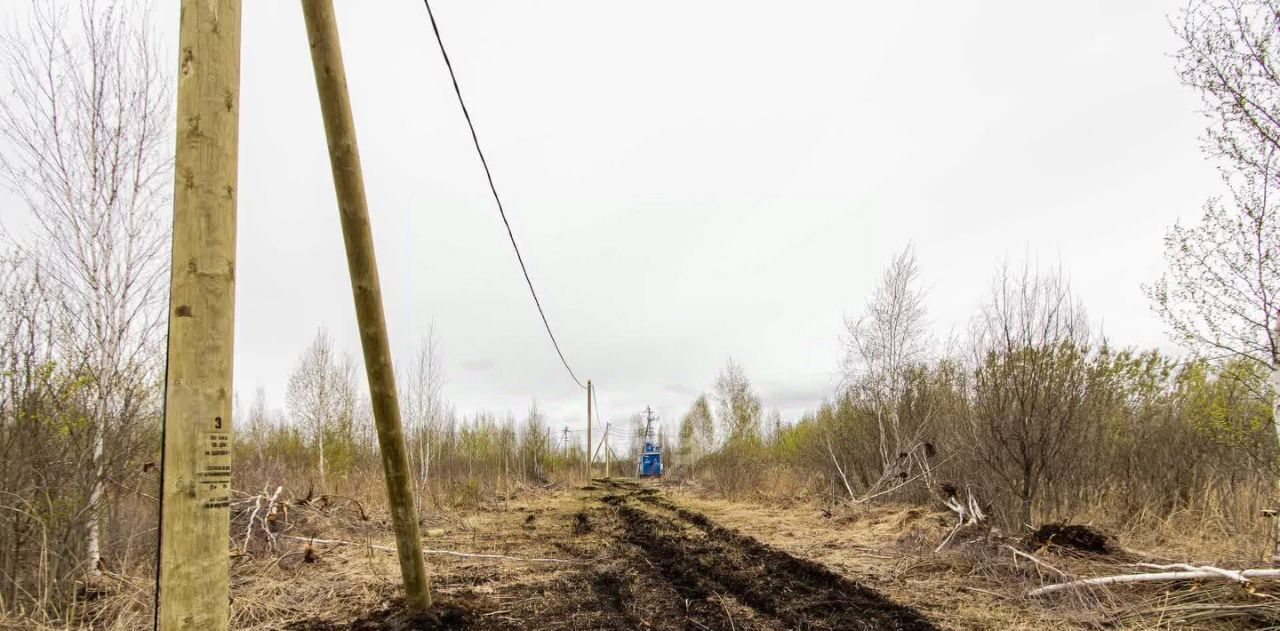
[301,0,431,611]
[155,2,242,629]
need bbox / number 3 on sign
[214,416,223,429]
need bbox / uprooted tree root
[285,598,477,631]
[1024,523,1121,556]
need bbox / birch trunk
[86,357,116,579]
[1272,364,1280,565]
[85,401,105,577]
[318,432,326,490]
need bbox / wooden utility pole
[586,380,593,479]
[300,0,431,611]
[591,424,607,466]
[604,422,611,478]
[156,2,242,629]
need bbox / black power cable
[591,385,604,429]
[422,0,585,390]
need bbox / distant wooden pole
[604,422,611,478]
[586,380,593,480]
[155,2,242,629]
[300,0,431,611]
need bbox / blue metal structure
[637,406,663,477]
[639,441,663,477]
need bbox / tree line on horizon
[678,250,1274,541]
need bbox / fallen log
[1131,562,1250,584]
[1027,567,1280,597]
[824,435,856,502]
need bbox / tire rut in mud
[607,486,937,631]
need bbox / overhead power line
[422,0,585,390]
[591,385,604,429]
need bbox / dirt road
[290,479,937,630]
[593,480,937,630]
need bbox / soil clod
[287,599,476,630]
[573,510,592,535]
[1025,523,1118,556]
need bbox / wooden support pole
[586,380,593,479]
[300,0,432,611]
[157,2,241,627]
[155,2,242,629]
[591,424,608,462]
[604,422,611,478]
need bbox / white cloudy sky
[3,1,1224,436]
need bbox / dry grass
[5,479,1275,630]
[1,482,587,631]
[666,484,1280,630]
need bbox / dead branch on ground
[283,535,585,564]
[1027,567,1280,597]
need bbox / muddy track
[289,482,937,630]
[600,481,937,631]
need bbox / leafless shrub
[0,0,170,619]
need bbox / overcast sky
[3,2,1226,437]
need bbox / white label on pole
[199,431,231,509]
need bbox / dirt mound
[1024,523,1118,556]
[573,510,593,534]
[286,599,478,630]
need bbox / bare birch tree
[1159,2,1280,548]
[1160,0,1280,401]
[401,324,446,495]
[714,358,762,446]
[286,329,357,489]
[0,0,171,577]
[841,245,931,469]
